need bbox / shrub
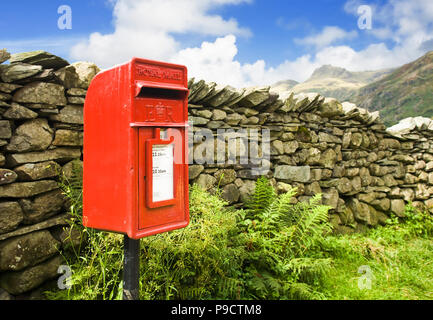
[46,176,332,300]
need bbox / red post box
[83,58,189,239]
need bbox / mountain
[270,79,299,92]
[351,51,433,126]
[288,65,393,102]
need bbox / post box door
[137,127,188,235]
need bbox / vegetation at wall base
[45,174,433,300]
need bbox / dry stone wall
[187,80,433,235]
[1,49,433,299]
[0,49,98,299]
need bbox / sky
[1,0,433,88]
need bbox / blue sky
[1,0,432,87]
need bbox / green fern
[240,177,332,300]
[245,176,277,218]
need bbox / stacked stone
[386,117,433,214]
[0,49,99,299]
[187,78,433,235]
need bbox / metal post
[123,235,140,300]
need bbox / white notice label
[152,144,174,202]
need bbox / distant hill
[270,79,299,93]
[271,65,393,102]
[290,65,393,102]
[351,51,433,126]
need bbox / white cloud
[70,0,433,88]
[70,0,251,69]
[295,26,358,49]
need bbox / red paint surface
[83,58,189,239]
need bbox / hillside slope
[272,65,393,102]
[352,51,433,126]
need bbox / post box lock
[83,58,189,239]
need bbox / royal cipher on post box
[83,58,189,239]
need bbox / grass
[45,172,433,300]
[318,208,433,300]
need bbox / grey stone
[7,148,81,166]
[415,184,430,200]
[0,202,24,234]
[318,98,343,117]
[214,169,236,186]
[221,183,240,204]
[190,116,209,126]
[55,65,79,89]
[49,105,83,124]
[239,86,270,108]
[66,88,87,97]
[338,206,355,225]
[0,120,12,139]
[0,214,70,242]
[205,86,237,108]
[390,199,406,217]
[19,189,66,224]
[207,121,225,129]
[195,174,217,191]
[347,198,373,226]
[342,132,351,148]
[276,181,293,194]
[6,119,53,153]
[0,92,12,101]
[196,110,213,119]
[61,160,83,181]
[225,113,244,126]
[0,83,22,93]
[0,288,14,300]
[358,192,377,204]
[212,109,227,121]
[0,169,18,186]
[383,174,398,187]
[239,180,256,203]
[271,140,284,155]
[3,103,38,120]
[189,165,204,180]
[283,141,299,154]
[0,255,63,295]
[14,161,61,181]
[0,230,60,272]
[9,51,69,69]
[0,63,43,83]
[379,138,401,150]
[0,49,11,64]
[70,62,101,89]
[371,198,390,212]
[0,180,59,198]
[322,188,339,209]
[389,154,415,164]
[305,181,322,196]
[52,129,83,147]
[13,82,67,106]
[351,132,363,148]
[318,149,337,169]
[336,177,353,194]
[274,165,310,183]
[351,176,362,193]
[318,132,341,144]
[67,96,85,105]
